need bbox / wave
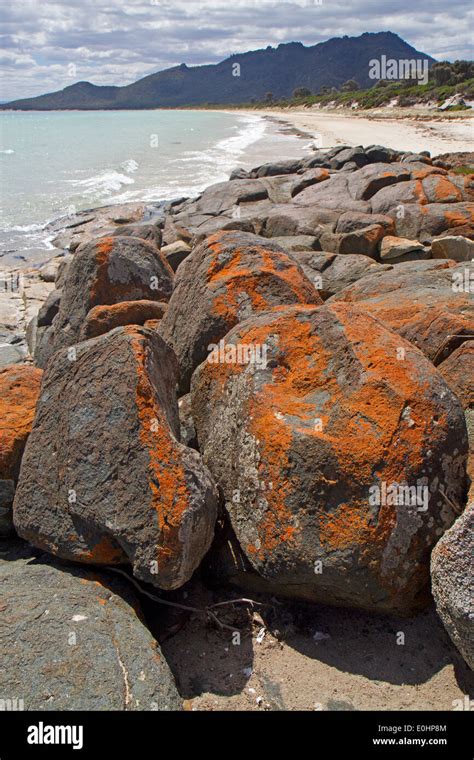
[0,149,14,155]
[120,158,139,174]
[69,169,136,198]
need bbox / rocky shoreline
[1,143,473,710]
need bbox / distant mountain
[2,32,434,110]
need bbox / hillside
[1,32,433,110]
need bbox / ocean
[0,110,311,267]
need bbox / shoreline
[2,107,472,270]
[220,107,474,155]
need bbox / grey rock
[161,241,192,272]
[431,236,474,262]
[15,325,218,590]
[0,548,183,709]
[431,506,474,669]
[37,289,61,328]
[112,223,162,249]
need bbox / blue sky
[1,0,473,99]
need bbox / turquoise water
[0,110,308,265]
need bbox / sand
[226,107,474,156]
[146,578,474,712]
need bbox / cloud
[0,0,472,99]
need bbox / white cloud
[0,0,472,100]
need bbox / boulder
[293,174,371,213]
[320,224,385,258]
[431,235,474,262]
[191,302,469,614]
[36,236,174,365]
[39,257,64,283]
[290,252,390,298]
[365,145,397,163]
[290,168,330,197]
[438,341,474,409]
[14,326,218,590]
[0,364,43,536]
[263,204,339,239]
[229,168,250,180]
[0,547,182,709]
[379,235,427,262]
[330,260,474,364]
[37,288,61,327]
[160,241,192,271]
[252,159,304,177]
[162,178,273,244]
[439,341,474,505]
[347,162,411,201]
[431,506,474,669]
[80,300,167,339]
[179,394,198,449]
[329,146,368,170]
[112,222,162,249]
[159,230,321,393]
[335,211,395,234]
[268,235,320,252]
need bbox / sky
[0,0,473,100]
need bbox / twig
[439,486,464,516]
[105,566,263,632]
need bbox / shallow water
[0,110,311,266]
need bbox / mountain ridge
[1,32,434,110]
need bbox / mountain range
[1,32,434,110]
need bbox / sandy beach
[232,107,474,156]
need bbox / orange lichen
[444,207,473,228]
[72,534,126,564]
[83,300,166,338]
[319,501,374,551]
[89,237,158,309]
[203,235,321,323]
[126,327,189,576]
[412,167,447,180]
[0,365,43,478]
[203,302,453,575]
[427,176,462,203]
[413,180,428,206]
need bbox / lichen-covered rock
[290,168,330,198]
[431,506,474,669]
[178,394,197,449]
[36,235,174,366]
[0,547,182,709]
[159,230,321,393]
[191,302,469,614]
[439,341,474,504]
[347,162,411,201]
[289,251,390,299]
[330,260,474,364]
[14,326,218,590]
[438,341,474,409]
[0,364,43,535]
[431,235,474,262]
[80,300,167,339]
